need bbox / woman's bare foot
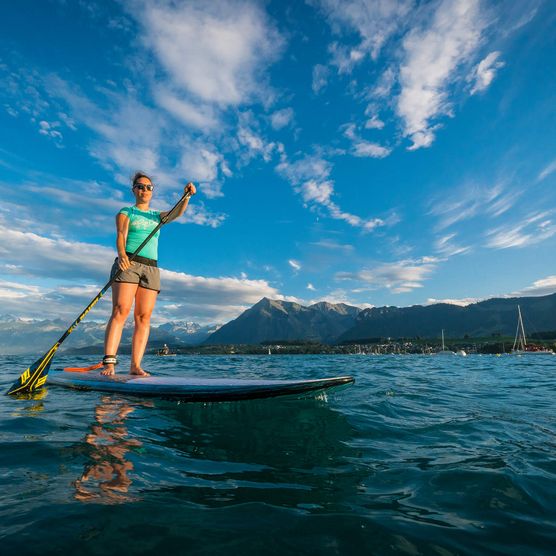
[101,364,116,376]
[130,368,150,377]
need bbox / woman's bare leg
[130,287,158,375]
[102,282,138,375]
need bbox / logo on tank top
[132,212,159,232]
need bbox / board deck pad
[48,371,354,401]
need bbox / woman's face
[133,176,153,204]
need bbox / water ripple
[1,354,555,554]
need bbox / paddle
[7,189,193,396]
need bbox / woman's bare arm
[116,213,131,270]
[160,182,196,222]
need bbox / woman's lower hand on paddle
[118,252,131,271]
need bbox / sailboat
[511,305,554,355]
[436,329,455,356]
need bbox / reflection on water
[74,397,149,504]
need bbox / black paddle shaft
[7,190,192,395]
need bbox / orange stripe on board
[63,362,103,373]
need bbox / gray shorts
[110,258,161,292]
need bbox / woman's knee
[134,312,152,327]
[111,303,132,321]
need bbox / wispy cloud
[276,153,385,231]
[154,88,218,130]
[310,240,354,252]
[1,1,288,204]
[485,211,556,249]
[343,124,391,158]
[0,228,114,281]
[312,0,413,70]
[336,256,438,293]
[397,0,488,149]
[138,0,284,106]
[538,158,556,182]
[468,51,504,95]
[312,64,330,94]
[288,259,301,271]
[270,107,294,130]
[425,297,480,307]
[434,233,471,257]
[511,275,556,297]
[430,181,521,231]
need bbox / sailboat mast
[512,307,520,351]
[518,305,527,349]
[441,329,445,351]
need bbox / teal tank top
[119,206,161,261]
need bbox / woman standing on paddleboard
[101,172,196,376]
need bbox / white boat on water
[436,329,455,356]
[511,305,554,355]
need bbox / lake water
[1,354,555,555]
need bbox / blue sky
[1,0,555,325]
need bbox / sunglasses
[133,183,154,191]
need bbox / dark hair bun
[131,171,152,186]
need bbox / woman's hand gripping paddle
[7,189,193,396]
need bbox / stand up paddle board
[48,370,354,401]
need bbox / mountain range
[205,297,361,345]
[0,316,218,355]
[2,292,556,355]
[337,293,556,342]
[203,293,556,345]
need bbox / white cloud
[512,276,556,298]
[0,227,285,323]
[155,88,218,130]
[328,42,365,74]
[343,123,391,158]
[313,0,414,67]
[47,76,165,178]
[312,64,330,94]
[397,0,488,150]
[369,67,396,99]
[43,76,232,209]
[288,259,302,271]
[139,0,284,106]
[307,283,316,291]
[425,297,479,307]
[0,228,114,280]
[276,153,385,231]
[469,51,504,95]
[336,256,437,293]
[159,268,285,322]
[538,159,556,182]
[485,211,556,249]
[364,115,385,130]
[38,120,63,142]
[270,107,294,130]
[353,140,391,158]
[430,181,520,231]
[435,233,471,257]
[310,240,354,252]
[180,202,227,228]
[180,145,222,184]
[237,125,279,163]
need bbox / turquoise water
[1,354,555,555]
